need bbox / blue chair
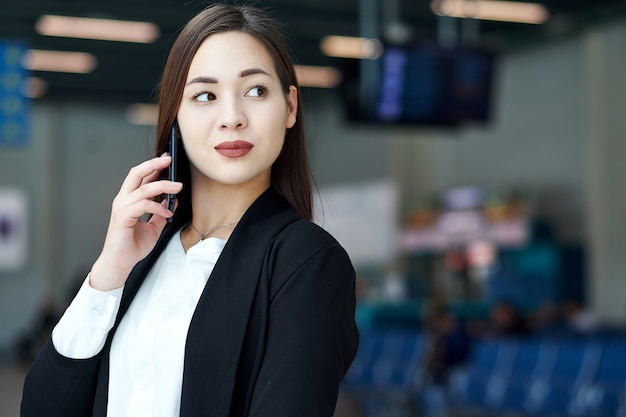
[370,330,424,388]
[540,341,587,415]
[371,330,427,415]
[385,332,428,390]
[586,343,626,417]
[341,329,387,391]
[448,338,516,413]
[498,338,543,412]
[341,329,426,416]
[523,340,559,413]
[529,340,597,416]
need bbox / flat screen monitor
[342,43,496,127]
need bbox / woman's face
[177,31,297,191]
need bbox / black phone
[166,123,178,222]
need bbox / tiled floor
[0,363,26,417]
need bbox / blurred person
[563,299,598,334]
[21,4,358,417]
[422,307,472,386]
[15,267,89,366]
[486,300,531,337]
[417,305,471,417]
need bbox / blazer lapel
[180,189,298,417]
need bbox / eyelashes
[193,91,215,102]
[191,85,269,103]
[246,85,268,97]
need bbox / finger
[140,152,176,187]
[128,180,182,204]
[119,155,172,196]
[111,180,181,227]
[140,167,163,187]
[113,198,174,228]
[147,199,172,231]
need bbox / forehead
[187,31,276,78]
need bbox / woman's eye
[247,86,267,98]
[194,92,215,102]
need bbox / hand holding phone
[166,124,178,222]
[91,152,182,291]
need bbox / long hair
[155,4,312,221]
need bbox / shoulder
[266,219,354,286]
[274,219,346,257]
[244,188,347,259]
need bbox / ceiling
[2,0,625,102]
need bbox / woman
[21,4,359,417]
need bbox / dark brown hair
[155,4,312,221]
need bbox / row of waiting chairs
[448,337,626,417]
[341,329,429,416]
[343,329,427,391]
[341,329,626,417]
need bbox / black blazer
[22,189,359,417]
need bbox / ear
[285,85,298,129]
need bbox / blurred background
[1,0,626,416]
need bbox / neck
[188,178,268,232]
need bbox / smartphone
[166,123,178,222]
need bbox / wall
[0,103,152,354]
[56,106,153,300]
[0,106,56,356]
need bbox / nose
[219,96,247,130]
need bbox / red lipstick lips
[214,140,253,158]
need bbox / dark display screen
[342,44,495,127]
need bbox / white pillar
[584,23,626,322]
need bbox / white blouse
[52,230,226,417]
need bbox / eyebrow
[185,68,271,86]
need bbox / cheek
[177,104,208,135]
[176,115,197,140]
[268,124,287,156]
[262,135,284,167]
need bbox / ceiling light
[35,15,160,43]
[431,0,550,24]
[295,65,342,88]
[320,36,384,59]
[126,103,158,126]
[22,50,97,73]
